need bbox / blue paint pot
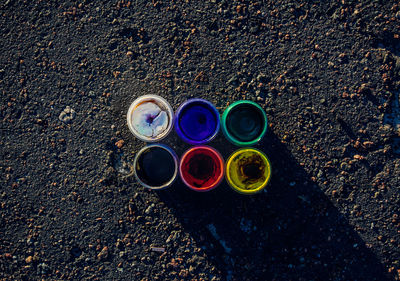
[175,99,220,144]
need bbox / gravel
[1,0,399,280]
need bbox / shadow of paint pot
[226,148,271,194]
[175,99,220,144]
[134,144,178,190]
[180,146,224,192]
[221,100,268,146]
[127,95,174,142]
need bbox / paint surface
[227,149,270,192]
[135,146,175,187]
[226,104,264,142]
[180,147,223,189]
[131,101,169,138]
[178,103,218,142]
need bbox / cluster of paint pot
[127,95,271,194]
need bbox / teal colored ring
[221,100,268,146]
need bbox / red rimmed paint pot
[179,146,224,192]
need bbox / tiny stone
[26,237,33,246]
[59,106,76,123]
[97,246,109,260]
[151,247,165,252]
[115,139,124,149]
[227,76,238,85]
[256,73,266,81]
[37,263,49,274]
[145,203,155,214]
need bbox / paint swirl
[131,101,169,138]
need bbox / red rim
[179,146,224,192]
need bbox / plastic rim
[175,98,220,144]
[225,148,271,195]
[127,95,174,142]
[179,145,224,192]
[221,100,268,146]
[133,143,178,190]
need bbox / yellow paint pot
[225,148,271,194]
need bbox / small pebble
[97,246,109,260]
[151,246,165,252]
[145,203,155,214]
[59,106,76,123]
[115,139,124,149]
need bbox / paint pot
[221,100,268,146]
[134,144,178,190]
[127,95,174,142]
[175,99,220,144]
[180,146,224,192]
[225,148,271,194]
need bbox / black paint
[226,104,264,142]
[136,146,175,187]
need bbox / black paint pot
[134,144,178,190]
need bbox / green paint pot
[221,100,268,146]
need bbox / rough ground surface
[1,0,400,280]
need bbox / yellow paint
[226,148,271,194]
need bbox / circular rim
[225,148,271,195]
[133,143,178,190]
[127,94,174,142]
[175,98,220,145]
[179,145,224,192]
[221,100,268,146]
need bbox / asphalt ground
[1,0,400,280]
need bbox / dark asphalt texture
[1,0,400,280]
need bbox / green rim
[221,100,268,146]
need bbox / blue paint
[175,99,220,144]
